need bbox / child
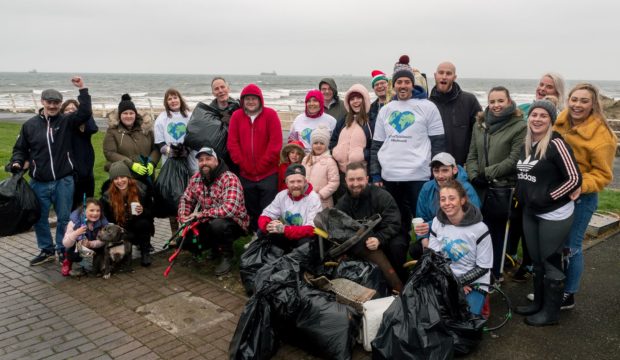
[278,140,305,191]
[303,126,340,209]
[61,198,109,276]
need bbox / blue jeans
[564,193,598,294]
[30,176,74,255]
[466,290,486,316]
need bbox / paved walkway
[0,219,618,359]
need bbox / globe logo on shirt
[441,237,470,262]
[387,111,415,133]
[301,128,313,145]
[284,211,303,226]
[167,122,187,141]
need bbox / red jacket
[227,84,283,181]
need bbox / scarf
[484,102,516,134]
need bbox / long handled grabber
[162,220,192,250]
[163,220,199,278]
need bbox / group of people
[9,54,617,326]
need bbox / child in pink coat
[303,126,340,208]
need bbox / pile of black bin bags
[372,249,487,359]
[0,171,40,237]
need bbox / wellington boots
[515,268,544,315]
[61,257,72,277]
[140,244,152,267]
[525,278,564,326]
[214,256,232,276]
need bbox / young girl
[278,140,305,191]
[61,198,109,276]
[419,180,493,316]
[302,126,339,209]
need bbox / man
[10,76,92,266]
[370,55,446,242]
[429,61,482,165]
[178,147,249,275]
[410,152,481,259]
[257,164,321,252]
[319,78,347,121]
[227,83,282,234]
[336,162,406,283]
[368,70,389,125]
[185,77,240,172]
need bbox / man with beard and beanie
[185,77,240,173]
[10,76,92,266]
[370,55,445,255]
[369,69,389,125]
[178,147,249,275]
[257,164,322,253]
[429,61,482,165]
[319,78,347,121]
[227,84,282,235]
[335,162,406,285]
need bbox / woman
[288,90,337,152]
[60,99,98,210]
[100,161,154,267]
[553,83,617,310]
[514,100,582,326]
[466,86,527,281]
[154,89,191,234]
[330,84,374,173]
[519,73,566,116]
[420,180,493,316]
[103,94,160,185]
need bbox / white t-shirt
[428,217,493,291]
[373,99,444,181]
[289,113,337,152]
[154,110,190,164]
[261,189,322,226]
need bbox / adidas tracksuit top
[515,132,582,214]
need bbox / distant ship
[28,69,37,74]
[260,71,277,76]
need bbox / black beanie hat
[285,163,306,179]
[118,94,137,115]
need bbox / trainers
[58,252,65,263]
[560,293,575,310]
[512,266,532,283]
[30,252,55,266]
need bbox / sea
[1,72,620,114]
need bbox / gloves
[10,163,22,173]
[147,162,155,176]
[471,174,488,188]
[131,162,147,176]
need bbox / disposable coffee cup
[130,202,140,215]
[412,217,424,229]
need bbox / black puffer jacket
[11,88,92,182]
[429,82,481,165]
[335,185,401,245]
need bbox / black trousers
[72,175,95,210]
[383,180,425,236]
[259,232,315,254]
[124,217,153,249]
[197,218,245,254]
[240,174,278,232]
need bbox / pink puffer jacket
[302,152,340,208]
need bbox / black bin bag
[0,171,40,237]
[239,239,285,296]
[153,157,190,218]
[371,249,486,359]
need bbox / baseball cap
[195,147,217,159]
[430,152,456,167]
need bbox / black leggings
[522,209,573,281]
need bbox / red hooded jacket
[227,84,283,181]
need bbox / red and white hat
[371,70,389,88]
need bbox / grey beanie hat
[528,100,557,124]
[109,161,132,179]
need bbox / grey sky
[1,0,617,80]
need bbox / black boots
[214,253,232,276]
[524,278,564,326]
[515,268,544,315]
[140,244,151,267]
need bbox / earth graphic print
[387,111,415,133]
[284,211,303,226]
[301,128,313,145]
[440,237,470,262]
[167,122,187,141]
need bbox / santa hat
[371,70,389,88]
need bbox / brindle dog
[93,223,132,279]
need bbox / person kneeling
[418,180,493,316]
[257,164,322,252]
[178,147,249,276]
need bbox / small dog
[93,223,132,279]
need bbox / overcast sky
[1,0,617,80]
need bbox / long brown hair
[567,83,616,138]
[164,88,190,117]
[107,178,140,226]
[345,95,369,128]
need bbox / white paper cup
[412,217,424,229]
[130,202,140,215]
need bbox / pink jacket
[332,121,367,173]
[303,152,340,208]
